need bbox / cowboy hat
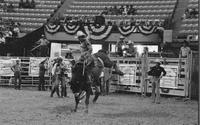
[57,56,63,61]
[75,31,86,39]
[127,40,132,44]
[120,35,125,39]
[154,59,161,64]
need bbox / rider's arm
[161,67,166,77]
[51,63,57,75]
[11,65,15,72]
[87,41,93,54]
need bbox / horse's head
[70,61,87,93]
[72,62,84,74]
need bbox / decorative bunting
[118,25,137,36]
[84,24,113,40]
[45,23,60,34]
[45,23,163,40]
[137,25,158,35]
[63,23,80,35]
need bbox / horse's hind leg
[72,93,80,112]
[50,85,56,97]
[85,91,90,113]
[93,86,101,103]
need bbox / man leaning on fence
[148,59,166,104]
[11,59,22,90]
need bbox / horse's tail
[111,63,124,76]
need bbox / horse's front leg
[85,91,90,113]
[93,86,101,103]
[72,93,80,112]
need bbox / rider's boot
[112,69,124,76]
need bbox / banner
[0,57,19,76]
[118,64,137,85]
[29,57,48,76]
[160,65,179,88]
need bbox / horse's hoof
[84,110,88,114]
[93,100,96,104]
[71,109,77,112]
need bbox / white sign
[50,43,61,58]
[29,57,48,76]
[160,65,178,88]
[0,57,19,76]
[119,64,136,85]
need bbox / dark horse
[69,57,123,113]
[69,58,104,113]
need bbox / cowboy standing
[38,58,48,91]
[148,59,166,104]
[35,34,50,57]
[11,59,22,90]
[50,57,67,97]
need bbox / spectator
[113,5,118,15]
[115,35,125,57]
[119,5,124,15]
[38,58,48,91]
[5,27,13,37]
[179,40,191,58]
[19,0,24,8]
[30,0,36,8]
[108,6,114,15]
[148,59,166,104]
[37,34,50,57]
[128,5,136,15]
[7,3,14,12]
[126,40,135,57]
[2,3,7,12]
[24,0,31,8]
[11,59,22,90]
[190,8,198,18]
[12,23,21,38]
[0,32,5,44]
[65,52,74,59]
[101,7,108,15]
[123,5,128,15]
[0,4,3,12]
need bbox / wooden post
[188,51,193,99]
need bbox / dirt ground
[0,87,197,125]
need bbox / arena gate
[110,51,196,99]
[0,57,72,89]
[0,53,197,99]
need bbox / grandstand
[0,0,198,42]
[179,0,198,40]
[0,0,62,34]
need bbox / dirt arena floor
[0,87,197,125]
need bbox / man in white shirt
[179,40,191,58]
[33,34,50,57]
[0,33,5,44]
